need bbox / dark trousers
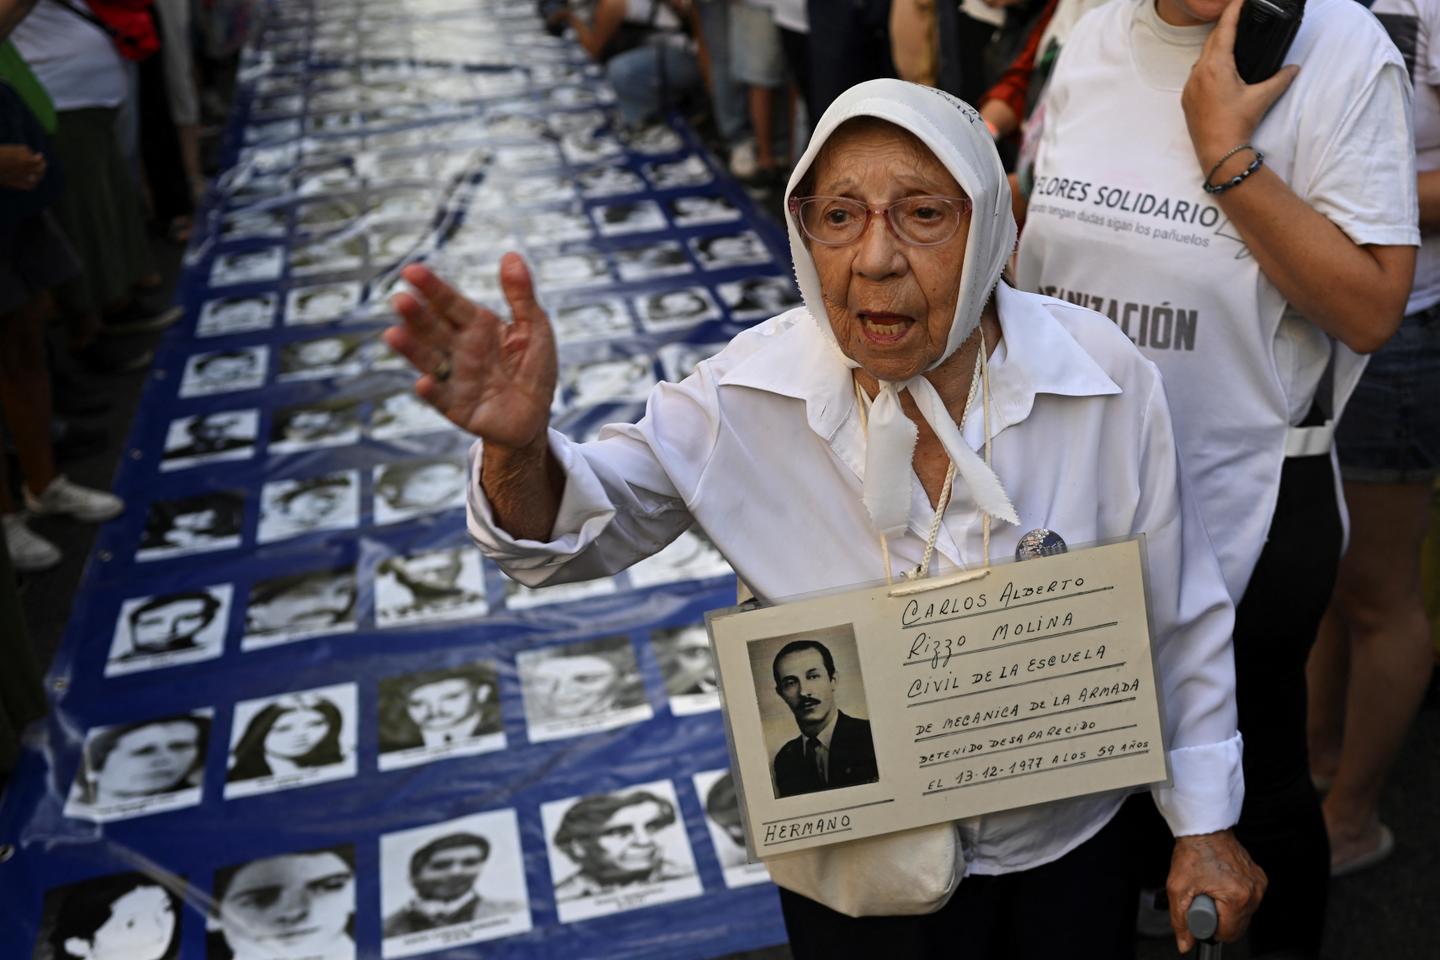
[778,807,1140,959]
[804,0,895,119]
[1231,454,1339,958]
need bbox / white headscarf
[784,79,1021,536]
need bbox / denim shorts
[1335,299,1440,483]
[730,1,784,87]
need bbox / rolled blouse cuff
[464,431,615,584]
[1150,732,1245,837]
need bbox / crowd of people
[3,0,1438,956]
[0,0,244,573]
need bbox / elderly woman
[387,79,1261,955]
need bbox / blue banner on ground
[0,1,797,956]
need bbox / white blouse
[468,284,1244,875]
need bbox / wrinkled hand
[1180,0,1299,170]
[1167,829,1267,954]
[0,145,45,191]
[385,253,557,452]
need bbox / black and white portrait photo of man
[160,410,259,470]
[517,636,652,743]
[541,781,701,923]
[691,231,771,270]
[593,200,666,237]
[761,631,879,799]
[549,299,634,344]
[644,155,711,189]
[373,459,467,525]
[64,711,211,822]
[206,845,356,960]
[242,566,357,649]
[105,586,231,676]
[666,194,740,227]
[379,811,531,957]
[634,287,720,333]
[209,246,285,287]
[368,388,455,439]
[277,332,371,381]
[377,662,504,769]
[692,769,770,887]
[718,274,802,320]
[257,471,360,544]
[576,163,645,198]
[652,624,719,715]
[137,492,245,562]
[34,873,182,960]
[285,282,361,326]
[197,294,276,337]
[375,546,488,628]
[179,347,269,398]
[269,401,362,454]
[614,241,691,282]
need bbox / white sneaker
[23,475,124,523]
[3,514,61,572]
[729,138,758,180]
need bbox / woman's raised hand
[385,253,558,452]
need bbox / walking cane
[1187,893,1221,960]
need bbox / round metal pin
[1015,528,1067,561]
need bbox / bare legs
[1308,480,1437,868]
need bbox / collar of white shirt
[717,284,1121,462]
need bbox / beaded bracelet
[1203,144,1265,195]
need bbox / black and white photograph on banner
[652,624,719,715]
[575,163,645,198]
[540,779,702,923]
[593,200,667,237]
[691,231,771,271]
[626,527,732,588]
[105,585,232,676]
[368,338,409,370]
[178,346,269,398]
[502,573,618,610]
[362,152,430,184]
[372,459,468,526]
[560,132,623,166]
[657,341,726,383]
[209,246,285,287]
[221,207,288,240]
[549,299,634,344]
[667,194,741,227]
[534,251,610,292]
[285,281,362,326]
[517,635,652,743]
[207,845,356,960]
[64,711,212,822]
[269,400,363,454]
[277,331,373,381]
[294,156,360,195]
[547,107,605,136]
[369,224,429,265]
[644,155,711,189]
[288,234,366,277]
[224,684,359,798]
[196,294,277,337]
[368,388,456,439]
[242,565,358,650]
[160,410,260,471]
[517,208,595,246]
[31,872,182,960]
[634,286,721,333]
[623,123,684,155]
[613,241,691,282]
[296,196,363,234]
[691,770,770,887]
[510,174,577,207]
[379,810,531,956]
[375,545,489,629]
[751,626,880,799]
[377,661,504,770]
[257,471,360,544]
[491,142,564,172]
[366,187,441,222]
[559,353,657,409]
[137,492,246,562]
[718,274,802,320]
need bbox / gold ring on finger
[433,353,452,382]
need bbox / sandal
[1331,822,1395,877]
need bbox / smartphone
[1232,0,1304,84]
